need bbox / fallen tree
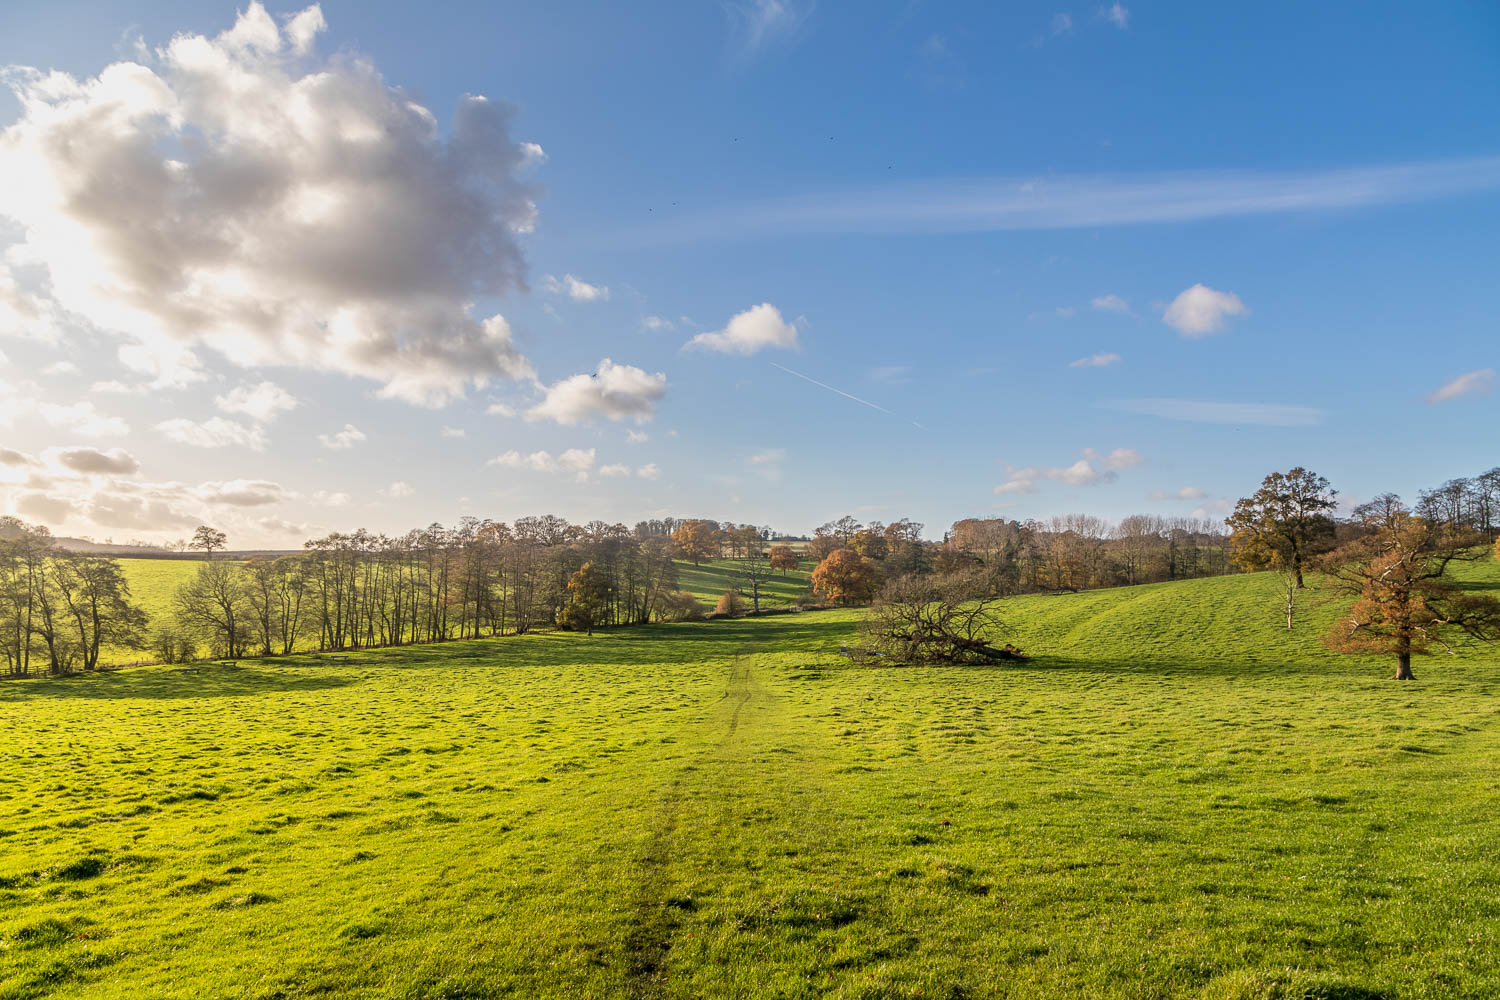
[856,573,1023,665]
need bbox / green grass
[2,562,1499,998]
[669,557,813,610]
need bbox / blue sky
[0,1,1496,545]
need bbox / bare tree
[858,574,1022,665]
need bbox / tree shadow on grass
[0,663,356,702]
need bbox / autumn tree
[191,525,228,560]
[810,548,882,605]
[769,545,799,576]
[672,519,719,566]
[1227,468,1338,588]
[851,526,888,561]
[1322,497,1500,680]
[558,560,610,635]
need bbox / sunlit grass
[2,560,1497,998]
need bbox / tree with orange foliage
[1323,496,1500,680]
[671,519,719,566]
[810,548,882,605]
[769,545,799,576]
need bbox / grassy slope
[673,558,812,609]
[1,562,1497,997]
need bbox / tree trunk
[1394,653,1415,681]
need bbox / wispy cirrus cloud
[1103,398,1323,426]
[1425,368,1493,404]
[619,157,1500,245]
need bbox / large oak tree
[1227,467,1338,588]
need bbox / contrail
[769,362,925,430]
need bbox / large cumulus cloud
[0,3,543,405]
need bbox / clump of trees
[858,574,1022,665]
[0,517,147,676]
[1322,496,1500,680]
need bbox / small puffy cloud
[15,491,79,524]
[158,416,266,450]
[1163,284,1249,337]
[1083,447,1142,470]
[90,380,147,395]
[641,315,675,332]
[42,402,130,437]
[686,303,800,355]
[1069,352,1122,368]
[626,430,649,444]
[311,490,350,507]
[542,274,610,302]
[216,381,298,423]
[490,447,596,481]
[1148,486,1208,501]
[194,479,289,507]
[1425,368,1494,404]
[995,447,1141,495]
[379,481,414,498]
[749,447,786,481]
[0,448,37,467]
[41,361,79,376]
[636,462,660,481]
[485,402,517,418]
[1101,3,1129,28]
[440,426,467,438]
[526,359,667,426]
[599,463,632,478]
[1091,294,1131,314]
[0,3,543,407]
[49,446,140,475]
[1055,306,1077,319]
[318,424,367,450]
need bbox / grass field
[674,558,812,610]
[4,562,1498,998]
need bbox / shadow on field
[0,663,355,702]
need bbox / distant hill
[0,523,295,559]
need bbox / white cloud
[156,416,266,450]
[1162,284,1249,337]
[526,358,667,426]
[686,303,800,355]
[215,381,298,423]
[0,448,37,467]
[486,402,517,418]
[194,479,289,507]
[1069,352,1122,368]
[318,424,367,450]
[636,462,660,480]
[1055,306,1077,319]
[1149,486,1208,501]
[542,273,610,302]
[749,448,786,465]
[311,490,350,507]
[48,446,139,475]
[489,447,596,482]
[1091,294,1131,314]
[641,315,675,331]
[41,361,78,376]
[626,430,649,444]
[725,0,809,57]
[1425,368,1494,404]
[0,3,541,406]
[995,447,1141,495]
[1104,398,1322,426]
[90,380,147,395]
[42,401,130,437]
[1101,3,1129,28]
[1052,13,1074,35]
[378,481,414,498]
[440,426,467,438]
[599,463,632,478]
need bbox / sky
[0,1,1496,547]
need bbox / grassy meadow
[3,562,1499,998]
